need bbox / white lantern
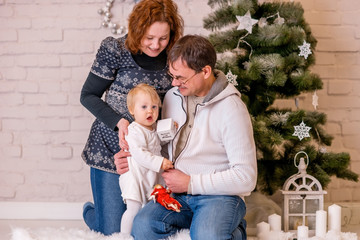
[281,151,327,235]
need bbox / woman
[80,0,183,235]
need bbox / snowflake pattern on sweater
[82,36,172,173]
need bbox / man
[117,35,257,240]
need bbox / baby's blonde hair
[127,83,162,114]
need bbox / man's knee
[191,225,246,240]
[191,226,228,240]
[131,211,149,235]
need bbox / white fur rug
[10,227,358,240]
[10,227,260,240]
[10,227,192,240]
[8,192,275,240]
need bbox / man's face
[168,59,207,97]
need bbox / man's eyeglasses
[167,71,200,85]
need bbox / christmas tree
[203,0,358,195]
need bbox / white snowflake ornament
[236,11,258,33]
[312,90,319,110]
[292,120,311,141]
[298,40,312,59]
[226,70,238,86]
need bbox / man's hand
[114,150,130,175]
[162,169,190,193]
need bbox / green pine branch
[204,0,358,195]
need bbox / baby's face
[131,92,159,130]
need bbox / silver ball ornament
[102,21,109,28]
[98,0,128,35]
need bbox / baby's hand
[174,121,178,130]
[161,158,174,170]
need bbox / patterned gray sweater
[80,36,172,173]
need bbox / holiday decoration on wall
[98,0,139,35]
[203,0,358,195]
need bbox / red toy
[149,184,182,212]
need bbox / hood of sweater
[203,70,241,104]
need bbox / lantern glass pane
[289,216,303,230]
[306,216,316,230]
[306,199,319,213]
[306,177,313,186]
[295,178,303,186]
[311,183,320,191]
[289,199,303,213]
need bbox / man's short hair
[168,35,217,72]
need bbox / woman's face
[140,21,170,57]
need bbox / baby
[119,83,173,235]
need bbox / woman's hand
[117,118,129,150]
[114,150,131,175]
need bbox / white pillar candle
[328,204,341,232]
[315,210,327,238]
[268,213,281,231]
[297,225,309,240]
[257,221,270,237]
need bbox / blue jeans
[83,168,126,235]
[132,194,247,240]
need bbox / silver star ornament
[236,11,258,33]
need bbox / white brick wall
[0,0,359,203]
[300,0,360,203]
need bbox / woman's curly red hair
[125,0,184,54]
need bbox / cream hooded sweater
[161,70,257,198]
